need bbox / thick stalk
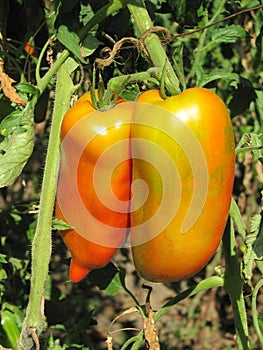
[126,0,180,95]
[18,61,74,350]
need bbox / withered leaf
[0,61,26,106]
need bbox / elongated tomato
[56,92,133,282]
[130,88,235,283]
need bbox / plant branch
[222,218,249,350]
[126,0,180,95]
[36,0,128,96]
[18,60,74,350]
[252,279,263,346]
[154,275,224,323]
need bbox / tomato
[56,92,133,282]
[56,87,235,284]
[24,40,36,58]
[130,88,235,283]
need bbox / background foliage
[0,0,263,349]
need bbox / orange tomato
[56,92,133,282]
[130,88,235,282]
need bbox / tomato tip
[69,259,91,283]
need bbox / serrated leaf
[57,25,86,64]
[0,117,34,187]
[250,133,263,162]
[199,70,239,87]
[80,3,95,26]
[0,110,24,136]
[203,25,247,53]
[243,213,263,281]
[212,25,247,44]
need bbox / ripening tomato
[56,92,133,282]
[56,87,235,284]
[130,88,235,283]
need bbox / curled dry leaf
[0,59,26,106]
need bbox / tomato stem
[222,218,250,350]
[19,59,74,349]
[107,68,161,92]
[126,0,180,96]
[252,279,263,346]
[188,0,227,83]
[36,0,128,97]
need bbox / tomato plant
[0,1,263,349]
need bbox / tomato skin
[56,92,132,283]
[130,88,235,283]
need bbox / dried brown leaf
[0,60,26,106]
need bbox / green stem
[18,61,74,350]
[121,275,224,350]
[121,333,144,350]
[36,0,127,96]
[126,0,180,95]
[252,279,263,346]
[154,275,224,323]
[78,0,128,41]
[222,218,249,350]
[107,67,161,91]
[189,0,227,81]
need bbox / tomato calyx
[90,69,130,111]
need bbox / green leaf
[0,116,34,187]
[0,253,8,263]
[202,25,247,53]
[87,263,125,295]
[211,25,247,44]
[104,269,126,296]
[1,302,24,349]
[0,110,24,136]
[65,57,79,74]
[198,69,239,87]
[57,25,86,64]
[81,34,101,57]
[15,83,39,96]
[80,3,95,26]
[154,276,224,323]
[230,198,247,241]
[0,268,7,280]
[52,218,74,231]
[243,213,263,282]
[250,133,263,162]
